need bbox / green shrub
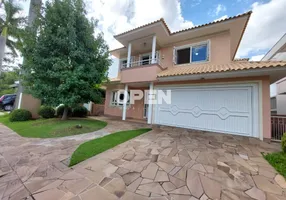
[38,106,55,119]
[56,105,72,117]
[9,109,32,122]
[73,106,88,117]
[282,133,286,153]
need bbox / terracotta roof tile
[157,61,286,77]
[114,11,252,38]
[171,11,252,35]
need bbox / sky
[15,0,286,80]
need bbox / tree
[0,0,26,57]
[22,0,111,120]
[0,70,19,96]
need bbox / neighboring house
[262,33,286,115]
[104,11,286,141]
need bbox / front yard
[69,128,152,166]
[0,115,107,138]
[264,152,286,178]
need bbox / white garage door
[154,84,259,138]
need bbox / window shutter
[173,47,177,65]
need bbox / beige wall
[276,95,286,115]
[104,85,145,120]
[277,79,286,95]
[121,64,162,83]
[20,94,41,118]
[116,31,231,83]
[160,31,231,69]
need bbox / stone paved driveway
[0,117,285,200]
[0,117,147,200]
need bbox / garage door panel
[154,86,254,137]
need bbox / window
[175,42,209,64]
[177,48,190,64]
[192,44,208,62]
[110,91,130,106]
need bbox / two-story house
[104,11,286,141]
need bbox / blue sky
[181,0,267,25]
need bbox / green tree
[0,0,26,57]
[22,0,111,120]
[0,70,19,96]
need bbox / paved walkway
[0,117,148,200]
[0,117,285,200]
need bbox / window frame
[174,40,210,65]
[110,90,130,107]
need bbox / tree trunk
[61,107,69,120]
[0,35,5,76]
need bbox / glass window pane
[177,48,190,64]
[192,44,208,62]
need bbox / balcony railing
[121,58,160,69]
[271,116,286,141]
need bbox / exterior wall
[155,76,271,139]
[116,31,231,82]
[276,79,286,94]
[276,95,286,115]
[104,85,145,120]
[20,94,41,118]
[160,31,231,69]
[121,64,162,83]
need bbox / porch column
[127,43,132,68]
[122,84,128,120]
[151,35,156,64]
[148,82,154,124]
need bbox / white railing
[121,58,160,69]
[271,116,286,141]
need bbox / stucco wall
[276,95,286,115]
[104,85,145,120]
[160,31,231,69]
[116,31,231,81]
[20,94,41,118]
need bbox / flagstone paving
[0,117,286,199]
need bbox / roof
[157,61,286,78]
[114,11,252,38]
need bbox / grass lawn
[0,115,107,138]
[263,152,286,178]
[69,128,152,166]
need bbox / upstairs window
[192,44,208,62]
[174,41,209,65]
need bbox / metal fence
[271,116,286,141]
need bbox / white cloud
[214,15,228,22]
[250,54,265,61]
[87,0,194,77]
[209,4,226,17]
[215,4,226,16]
[237,0,286,58]
[190,0,202,7]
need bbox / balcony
[120,55,163,83]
